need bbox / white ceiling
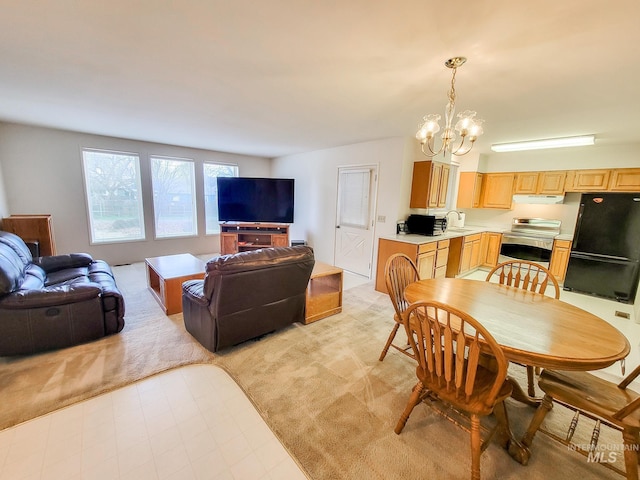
[1,0,640,158]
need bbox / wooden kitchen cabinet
[446,233,482,277]
[565,169,611,192]
[375,237,449,292]
[410,161,450,209]
[538,171,567,194]
[609,168,640,192]
[549,239,572,283]
[416,243,437,280]
[513,172,539,194]
[457,172,484,208]
[514,171,567,195]
[480,173,515,209]
[480,232,502,268]
[434,239,450,278]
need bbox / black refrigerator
[564,192,640,304]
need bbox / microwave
[406,214,447,236]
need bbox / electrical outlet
[377,215,386,223]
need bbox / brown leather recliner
[182,246,315,352]
[0,230,125,356]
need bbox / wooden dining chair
[485,260,561,397]
[522,365,640,480]
[379,253,419,361]
[394,300,513,480]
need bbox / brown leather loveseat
[182,246,315,352]
[0,230,125,356]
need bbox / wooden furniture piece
[409,160,450,209]
[219,222,289,255]
[145,253,205,315]
[394,300,513,480]
[522,365,640,480]
[379,253,418,361]
[480,232,502,268]
[446,233,482,277]
[404,278,631,464]
[375,238,448,293]
[514,171,567,195]
[457,172,484,208]
[549,239,573,282]
[304,262,343,324]
[2,214,56,256]
[486,260,561,397]
[480,173,515,209]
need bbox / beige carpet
[0,261,629,479]
[0,261,216,430]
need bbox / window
[151,156,197,238]
[82,149,145,243]
[203,163,239,234]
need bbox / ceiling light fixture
[416,57,484,157]
[491,135,596,152]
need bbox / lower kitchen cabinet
[480,232,502,268]
[447,233,482,277]
[375,237,449,293]
[549,239,572,283]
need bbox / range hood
[512,194,565,205]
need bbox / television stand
[219,222,290,254]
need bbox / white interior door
[334,165,377,277]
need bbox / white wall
[0,122,270,264]
[272,137,414,270]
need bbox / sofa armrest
[182,280,209,307]
[0,284,102,309]
[33,253,94,273]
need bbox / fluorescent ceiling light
[491,135,595,152]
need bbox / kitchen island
[375,227,501,293]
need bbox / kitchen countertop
[381,226,490,245]
[383,226,573,245]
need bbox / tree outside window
[151,156,197,238]
[204,163,238,234]
[82,150,145,243]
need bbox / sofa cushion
[0,231,33,266]
[0,249,25,295]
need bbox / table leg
[507,375,542,408]
[493,399,531,465]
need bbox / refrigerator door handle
[571,251,631,262]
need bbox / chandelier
[416,57,484,157]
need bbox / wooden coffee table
[145,254,206,315]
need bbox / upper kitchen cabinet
[609,168,640,192]
[457,172,484,208]
[565,169,611,192]
[410,161,450,209]
[480,173,515,209]
[513,171,566,195]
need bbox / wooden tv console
[219,222,290,254]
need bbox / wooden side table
[145,254,205,315]
[305,262,343,324]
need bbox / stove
[499,218,561,267]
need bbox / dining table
[403,277,631,465]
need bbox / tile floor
[0,264,637,480]
[0,365,308,480]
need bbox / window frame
[203,162,239,235]
[150,155,198,240]
[81,148,146,245]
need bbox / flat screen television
[217,177,295,223]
